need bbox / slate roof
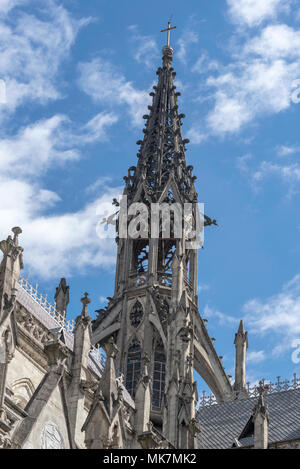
[197,388,300,449]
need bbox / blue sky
[1,0,300,394]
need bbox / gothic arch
[125,337,142,398]
[149,294,168,348]
[152,337,166,410]
[11,377,35,409]
[158,174,183,205]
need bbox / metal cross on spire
[161,21,176,47]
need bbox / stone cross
[12,227,22,246]
[161,22,176,47]
[257,380,269,403]
[80,292,90,317]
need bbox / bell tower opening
[157,239,176,286]
[132,239,149,274]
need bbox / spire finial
[257,380,269,404]
[12,227,22,246]
[161,21,176,47]
[238,319,245,334]
[106,336,118,358]
[80,292,90,317]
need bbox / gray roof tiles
[197,388,300,449]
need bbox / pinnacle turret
[234,320,248,399]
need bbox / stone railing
[18,276,74,335]
[18,276,106,366]
[90,344,106,367]
[197,373,300,409]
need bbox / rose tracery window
[130,300,143,328]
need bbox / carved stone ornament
[40,422,64,449]
[130,300,144,328]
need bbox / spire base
[162,45,173,63]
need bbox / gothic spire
[124,40,197,204]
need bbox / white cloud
[133,40,159,69]
[0,2,123,281]
[244,24,300,59]
[0,112,117,178]
[0,1,90,115]
[73,112,118,145]
[189,15,300,140]
[85,176,114,195]
[78,58,150,128]
[99,296,108,305]
[22,191,118,279]
[0,180,119,279]
[187,126,208,145]
[0,116,79,177]
[0,0,26,15]
[237,154,300,195]
[176,31,198,65]
[203,305,238,326]
[227,0,291,27]
[277,145,300,156]
[192,52,219,74]
[206,58,299,135]
[236,154,253,173]
[0,110,119,279]
[198,283,210,294]
[247,350,266,363]
[253,161,300,185]
[243,274,300,339]
[128,27,159,69]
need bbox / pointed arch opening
[130,239,149,287]
[11,378,35,409]
[157,239,176,286]
[152,340,166,410]
[125,338,141,399]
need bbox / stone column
[0,228,23,433]
[68,292,92,446]
[253,382,269,449]
[135,353,151,436]
[234,320,248,399]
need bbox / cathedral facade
[0,40,299,450]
